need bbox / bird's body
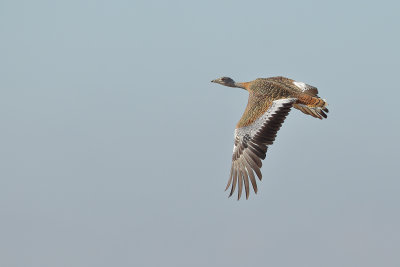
[211,76,329,200]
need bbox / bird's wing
[292,81,319,96]
[227,98,297,200]
[267,76,319,96]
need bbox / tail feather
[294,102,329,120]
[308,96,327,108]
[297,93,328,108]
[293,86,329,120]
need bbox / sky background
[1,0,399,266]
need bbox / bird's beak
[211,80,216,83]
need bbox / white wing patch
[293,81,307,91]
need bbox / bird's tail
[295,94,329,120]
[297,94,327,108]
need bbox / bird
[211,76,329,200]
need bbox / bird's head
[211,77,236,87]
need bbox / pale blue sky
[1,0,399,266]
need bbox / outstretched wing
[226,98,297,200]
[266,76,319,96]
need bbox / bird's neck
[234,82,250,90]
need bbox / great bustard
[211,76,329,200]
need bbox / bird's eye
[221,77,227,81]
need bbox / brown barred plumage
[297,93,327,108]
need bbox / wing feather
[227,98,296,199]
[240,160,250,199]
[237,168,243,200]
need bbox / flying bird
[211,76,329,200]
